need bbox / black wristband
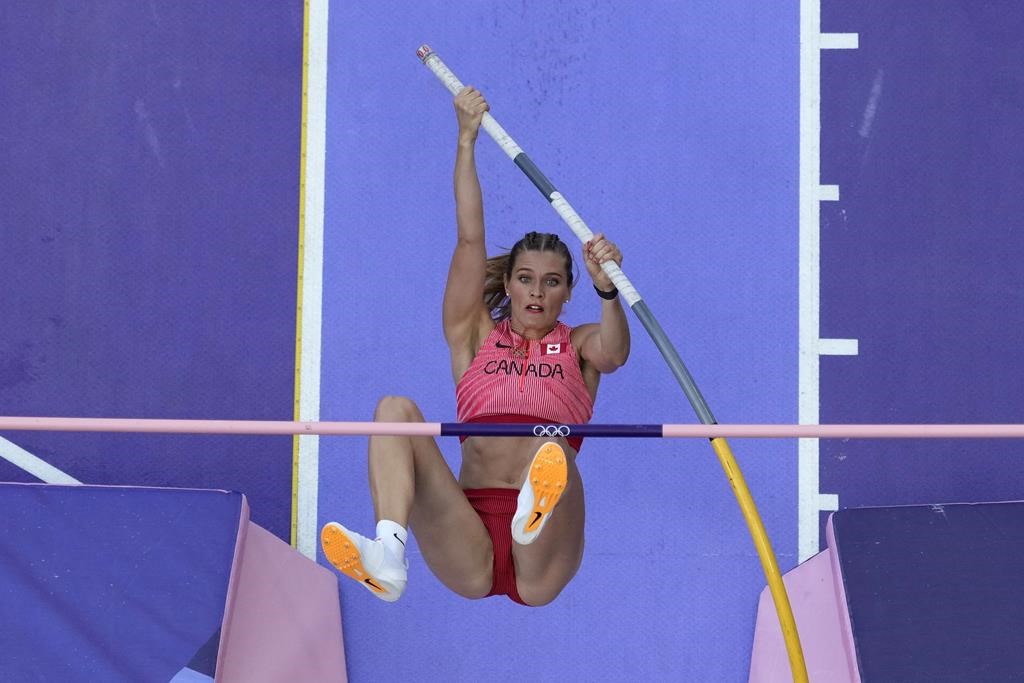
[594,284,618,300]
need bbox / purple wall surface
[319,2,798,681]
[819,3,1024,531]
[0,3,303,540]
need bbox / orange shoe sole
[321,523,389,596]
[523,441,568,534]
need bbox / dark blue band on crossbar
[440,423,664,438]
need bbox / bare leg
[367,396,494,599]
[511,438,586,606]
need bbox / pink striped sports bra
[456,320,593,449]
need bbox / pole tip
[416,44,434,63]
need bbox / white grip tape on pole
[420,50,523,159]
[550,193,640,306]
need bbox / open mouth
[525,304,544,313]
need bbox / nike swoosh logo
[394,532,405,547]
[528,511,543,530]
[496,341,513,348]
[364,578,385,592]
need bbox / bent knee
[374,395,423,421]
[515,580,566,607]
[515,556,583,607]
[451,573,495,601]
[430,558,494,601]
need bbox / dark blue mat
[0,483,242,682]
[833,502,1024,682]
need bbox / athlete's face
[505,249,571,333]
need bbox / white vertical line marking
[799,7,860,562]
[296,0,329,560]
[799,0,825,563]
[0,437,81,484]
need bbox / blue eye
[519,276,530,283]
[547,279,560,287]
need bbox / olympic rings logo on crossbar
[533,424,571,437]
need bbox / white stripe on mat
[0,437,81,484]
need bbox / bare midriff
[458,436,576,489]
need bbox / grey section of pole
[632,301,717,425]
[513,153,558,198]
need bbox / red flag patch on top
[542,343,563,355]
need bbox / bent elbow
[598,348,630,374]
[611,342,630,369]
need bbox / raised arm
[572,234,630,374]
[442,87,493,358]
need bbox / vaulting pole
[416,44,808,682]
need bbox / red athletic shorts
[463,487,529,606]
